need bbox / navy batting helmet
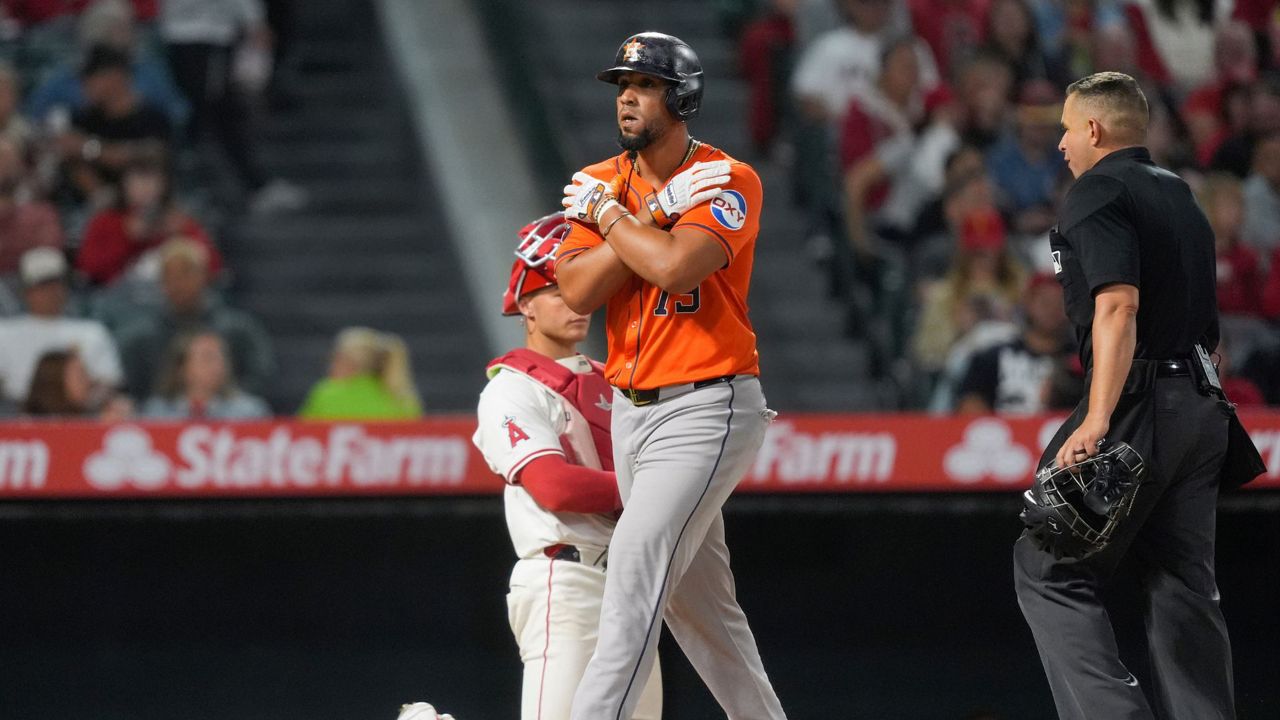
[597,32,703,120]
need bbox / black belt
[543,544,607,568]
[543,544,581,562]
[618,375,735,407]
[1155,359,1192,377]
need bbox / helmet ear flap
[664,79,701,120]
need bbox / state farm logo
[750,421,896,484]
[80,424,470,492]
[0,438,50,490]
[84,426,171,490]
[944,418,1033,484]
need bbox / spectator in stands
[22,347,132,419]
[841,37,927,257]
[1123,0,1232,93]
[739,0,797,155]
[953,50,1014,149]
[913,207,1026,376]
[115,237,273,398]
[985,80,1065,236]
[910,143,985,247]
[0,138,63,276]
[1241,133,1280,257]
[983,0,1064,87]
[907,0,988,81]
[76,150,219,285]
[299,327,422,420]
[160,0,307,215]
[0,62,33,152]
[913,162,997,278]
[1200,173,1265,316]
[1090,15,1142,81]
[1182,21,1258,169]
[23,0,189,131]
[0,247,123,402]
[58,44,170,202]
[791,0,934,126]
[141,329,270,418]
[1028,0,1126,81]
[955,272,1071,414]
[1211,70,1280,176]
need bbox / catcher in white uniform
[472,214,662,720]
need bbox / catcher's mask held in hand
[1021,440,1147,559]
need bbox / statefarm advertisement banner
[1,413,1278,499]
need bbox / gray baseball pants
[570,376,787,720]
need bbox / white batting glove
[562,172,621,225]
[397,702,456,720]
[645,160,731,228]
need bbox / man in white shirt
[791,0,937,125]
[0,248,123,403]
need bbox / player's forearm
[518,455,622,514]
[1086,293,1138,424]
[558,244,633,314]
[597,207,690,291]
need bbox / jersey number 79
[654,286,700,316]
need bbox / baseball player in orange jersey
[473,214,662,720]
[555,32,788,720]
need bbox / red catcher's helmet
[502,213,571,315]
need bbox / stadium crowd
[0,0,422,422]
[1,0,1276,423]
[735,0,1280,412]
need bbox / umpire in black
[1013,72,1265,720]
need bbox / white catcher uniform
[473,349,661,720]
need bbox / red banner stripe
[1,412,1277,498]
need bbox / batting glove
[645,160,731,229]
[563,172,624,225]
[397,702,456,720]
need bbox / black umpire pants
[1013,375,1235,720]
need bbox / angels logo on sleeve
[503,416,530,447]
[710,189,747,231]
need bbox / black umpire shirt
[1050,147,1218,371]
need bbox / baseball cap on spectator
[960,208,1006,252]
[20,247,68,286]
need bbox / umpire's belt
[616,375,735,407]
[1154,359,1192,377]
[1092,358,1192,393]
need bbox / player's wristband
[643,191,676,230]
[592,197,621,225]
[601,208,630,237]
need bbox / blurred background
[0,0,1277,718]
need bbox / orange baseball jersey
[555,142,762,390]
